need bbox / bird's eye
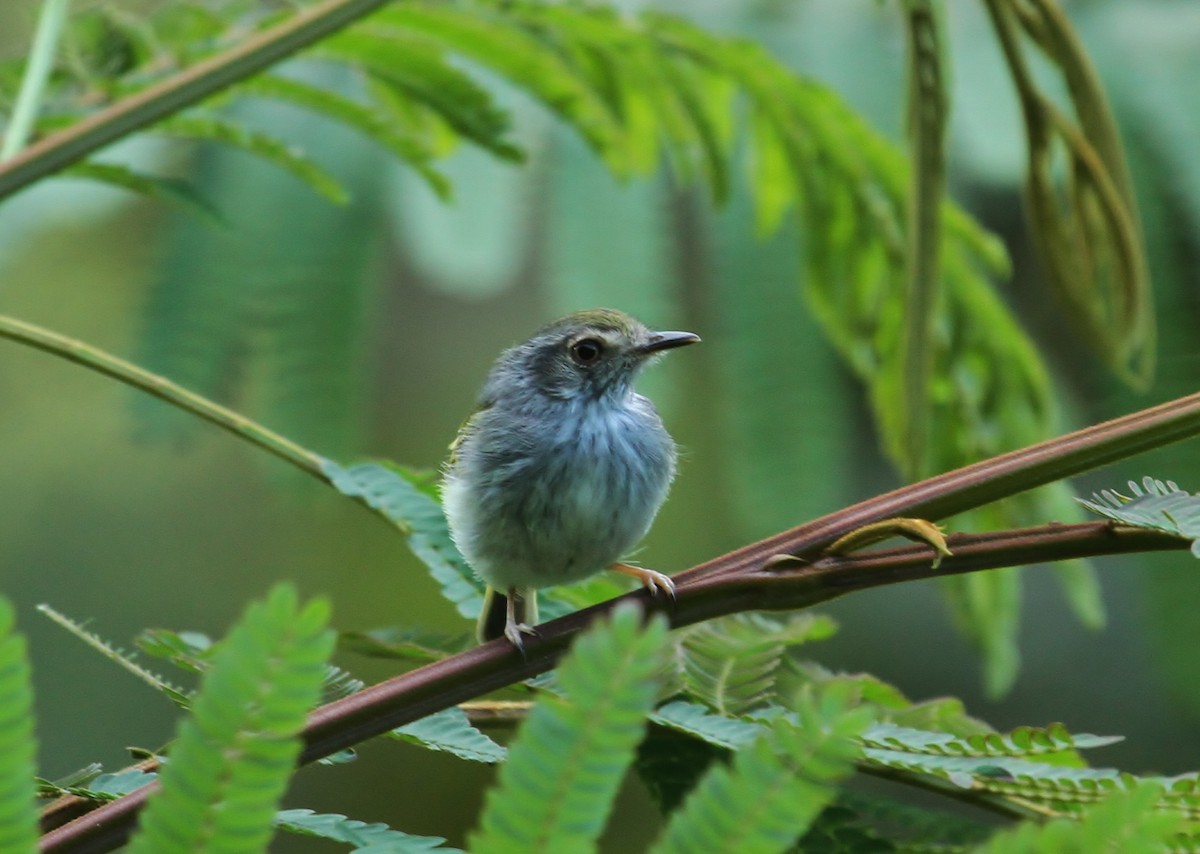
[569,338,604,366]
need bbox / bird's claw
[503,620,539,656]
[612,563,676,602]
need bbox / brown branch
[0,0,390,202]
[39,388,1200,851]
[39,518,1189,852]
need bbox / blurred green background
[4,0,1200,848]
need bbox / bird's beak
[640,330,701,355]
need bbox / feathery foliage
[670,613,838,716]
[322,460,485,618]
[275,808,462,852]
[648,685,872,854]
[43,769,159,801]
[1079,477,1200,555]
[0,597,38,854]
[37,604,193,707]
[391,707,506,764]
[7,2,1200,852]
[338,625,471,663]
[470,604,668,854]
[126,584,335,854]
[977,783,1184,854]
[0,0,1109,693]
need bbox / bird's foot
[611,562,676,601]
[502,588,540,656]
[503,619,540,655]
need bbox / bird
[441,308,700,653]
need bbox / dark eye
[569,338,604,366]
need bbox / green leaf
[861,722,1121,760]
[635,723,727,816]
[63,160,225,221]
[155,113,349,203]
[275,808,462,852]
[650,700,762,750]
[321,460,485,619]
[470,603,668,854]
[802,790,991,852]
[237,73,452,198]
[36,763,104,797]
[320,30,521,161]
[636,10,1070,693]
[858,742,1152,802]
[88,769,160,798]
[322,663,366,702]
[339,626,469,663]
[126,584,335,854]
[391,707,506,764]
[673,612,838,715]
[977,783,1183,854]
[374,6,625,169]
[1079,477,1200,554]
[0,598,38,854]
[649,685,872,854]
[136,628,213,674]
[39,604,192,707]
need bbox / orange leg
[610,563,676,600]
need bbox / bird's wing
[446,400,494,468]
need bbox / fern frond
[635,722,727,816]
[62,160,225,220]
[861,722,1121,760]
[38,604,193,707]
[860,742,1200,818]
[650,700,762,750]
[322,460,485,619]
[38,763,104,795]
[470,604,668,853]
[1079,477,1200,554]
[236,72,452,197]
[322,663,365,702]
[135,628,212,674]
[376,6,627,165]
[802,790,991,852]
[535,573,630,622]
[275,808,462,852]
[673,613,838,715]
[126,584,335,854]
[390,707,507,764]
[648,685,872,854]
[155,113,349,202]
[977,783,1183,854]
[339,625,470,662]
[42,769,160,802]
[0,597,38,854]
[318,29,520,160]
[628,9,1074,694]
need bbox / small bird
[441,308,700,652]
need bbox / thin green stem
[899,0,946,477]
[0,0,391,202]
[1,0,72,160]
[0,314,324,478]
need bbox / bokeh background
[3,0,1200,848]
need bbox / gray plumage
[441,308,699,649]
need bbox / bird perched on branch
[441,308,700,653]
